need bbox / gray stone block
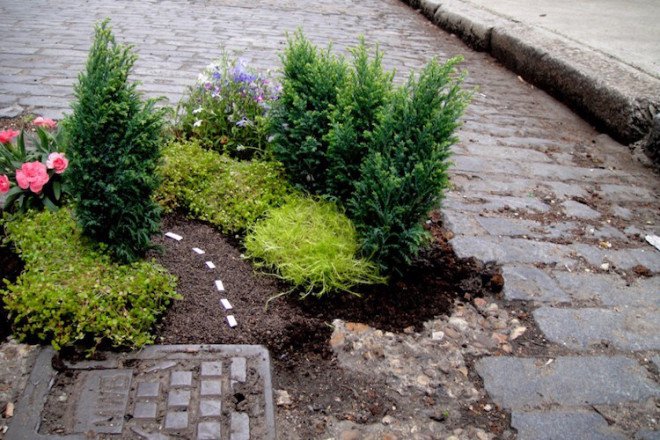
[534,307,660,351]
[553,272,660,307]
[199,399,222,417]
[512,410,626,440]
[198,421,222,439]
[74,370,133,434]
[231,357,247,383]
[201,380,222,396]
[170,370,193,387]
[136,381,160,398]
[231,412,250,440]
[133,401,158,420]
[503,265,570,302]
[450,236,575,266]
[561,200,601,219]
[476,355,659,409]
[167,389,191,408]
[164,411,188,430]
[201,361,223,377]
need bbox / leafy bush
[326,39,393,202]
[269,30,348,194]
[348,57,470,273]
[155,141,290,233]
[0,120,70,213]
[1,208,179,353]
[177,56,280,159]
[64,19,167,263]
[244,196,385,298]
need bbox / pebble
[3,402,13,418]
[432,331,445,341]
[510,326,527,340]
[382,415,395,425]
[474,298,487,308]
[340,430,362,440]
[275,389,293,406]
[448,317,470,333]
[476,430,490,440]
[444,327,460,339]
[484,404,492,412]
[491,333,508,345]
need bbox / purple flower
[235,117,252,127]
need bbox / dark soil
[150,212,502,438]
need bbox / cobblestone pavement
[1,0,659,439]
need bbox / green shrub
[244,196,385,298]
[64,19,167,263]
[155,141,290,233]
[348,57,470,273]
[1,208,179,353]
[269,30,347,194]
[326,39,393,202]
[177,56,279,159]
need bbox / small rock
[345,322,370,333]
[382,415,395,425]
[600,263,610,271]
[484,404,492,412]
[275,389,293,407]
[448,317,470,333]
[403,325,415,334]
[431,331,445,341]
[501,343,513,354]
[330,331,345,349]
[416,374,431,387]
[458,367,468,377]
[474,298,487,308]
[3,402,13,418]
[486,303,499,314]
[510,326,527,340]
[382,434,398,440]
[444,327,460,339]
[476,430,490,440]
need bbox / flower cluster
[178,56,281,158]
[0,118,69,212]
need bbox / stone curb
[401,0,660,145]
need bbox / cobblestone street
[1,0,658,439]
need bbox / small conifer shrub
[65,19,167,263]
[269,30,347,194]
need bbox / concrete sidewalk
[406,0,660,145]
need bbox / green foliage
[269,30,348,194]
[64,19,167,263]
[1,208,179,353]
[348,57,470,273]
[0,126,70,213]
[177,55,279,159]
[326,39,393,202]
[244,196,385,298]
[155,141,290,233]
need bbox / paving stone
[552,272,660,307]
[561,200,602,219]
[0,104,23,118]
[534,307,660,351]
[444,193,550,213]
[231,412,250,440]
[133,401,158,420]
[167,389,191,408]
[572,244,660,272]
[231,357,247,382]
[450,236,575,266]
[635,430,660,440]
[503,265,570,302]
[476,356,659,410]
[511,411,626,440]
[164,410,188,430]
[136,381,160,398]
[201,361,223,377]
[199,399,222,417]
[170,370,193,387]
[198,421,222,439]
[201,379,222,396]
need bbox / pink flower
[46,152,68,174]
[0,129,20,144]
[33,116,57,129]
[16,161,49,194]
[0,175,10,194]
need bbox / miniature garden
[0,20,504,437]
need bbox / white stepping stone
[220,299,233,310]
[215,280,225,292]
[165,232,183,241]
[192,247,205,255]
[226,315,237,328]
[206,261,216,269]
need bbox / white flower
[192,107,203,114]
[193,119,203,127]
